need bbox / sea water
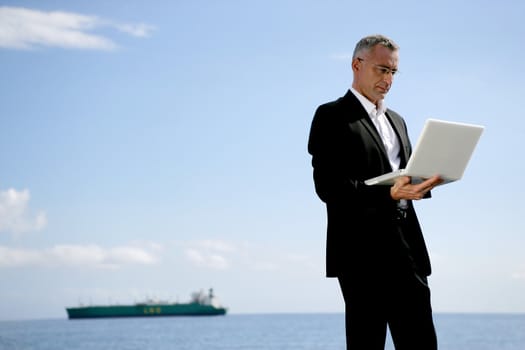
[0,313,523,350]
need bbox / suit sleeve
[307,104,393,206]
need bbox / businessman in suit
[307,34,442,349]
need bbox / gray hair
[352,34,399,59]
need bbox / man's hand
[390,175,443,201]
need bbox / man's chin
[374,93,387,101]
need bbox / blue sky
[1,0,524,320]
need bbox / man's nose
[383,72,394,84]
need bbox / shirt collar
[349,87,387,118]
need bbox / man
[307,34,442,349]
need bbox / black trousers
[338,268,437,350]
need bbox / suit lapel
[341,91,390,160]
[385,111,410,167]
[341,90,411,169]
[361,117,389,158]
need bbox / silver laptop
[365,118,484,186]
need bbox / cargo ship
[66,288,227,319]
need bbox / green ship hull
[66,289,227,319]
[66,303,227,319]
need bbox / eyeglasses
[357,57,398,76]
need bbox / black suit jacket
[308,90,431,278]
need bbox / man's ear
[351,58,360,73]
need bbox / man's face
[352,45,399,105]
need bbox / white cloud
[183,239,235,270]
[108,246,158,265]
[194,239,236,253]
[0,243,159,269]
[115,23,155,38]
[185,248,230,270]
[0,6,154,50]
[50,244,106,266]
[511,268,525,280]
[0,246,42,266]
[0,188,47,234]
[180,239,320,273]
